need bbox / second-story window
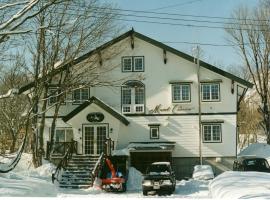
[48,88,59,105]
[201,83,220,102]
[122,56,144,72]
[122,80,145,113]
[172,84,191,102]
[72,88,89,104]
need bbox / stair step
[61,177,91,181]
[60,180,92,185]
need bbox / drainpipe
[195,46,202,165]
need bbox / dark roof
[18,29,253,94]
[62,96,129,126]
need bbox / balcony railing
[46,140,77,158]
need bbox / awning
[127,142,175,152]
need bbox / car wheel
[143,190,148,196]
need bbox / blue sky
[105,0,258,69]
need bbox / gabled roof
[62,96,129,126]
[18,29,252,94]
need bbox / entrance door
[84,125,107,155]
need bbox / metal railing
[51,140,77,183]
[91,152,105,185]
[46,141,77,158]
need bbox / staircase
[59,155,100,189]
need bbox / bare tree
[22,0,130,166]
[225,1,270,144]
[0,55,29,153]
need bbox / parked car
[142,162,176,195]
[233,156,270,172]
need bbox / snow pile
[192,165,214,180]
[209,171,270,199]
[126,167,143,191]
[239,143,270,163]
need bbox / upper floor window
[202,124,222,143]
[122,80,145,113]
[172,84,191,103]
[48,88,59,105]
[201,83,220,102]
[72,88,89,104]
[122,56,144,72]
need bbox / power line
[147,0,203,11]
[62,5,270,22]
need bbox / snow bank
[126,167,143,191]
[209,171,270,199]
[192,165,214,180]
[239,143,270,163]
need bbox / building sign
[87,112,104,122]
[149,104,194,114]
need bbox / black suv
[142,162,176,195]
[233,156,270,172]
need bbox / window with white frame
[122,81,145,113]
[150,126,159,139]
[202,124,222,143]
[55,128,74,142]
[72,88,89,104]
[122,56,144,72]
[48,88,58,105]
[201,83,220,101]
[172,84,191,102]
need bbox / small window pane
[203,125,212,141]
[66,129,74,142]
[150,127,159,139]
[134,57,144,71]
[73,89,81,102]
[123,57,132,71]
[48,89,58,105]
[81,88,89,101]
[173,85,181,101]
[135,87,144,104]
[122,88,131,104]
[211,84,219,100]
[212,125,221,141]
[181,85,190,101]
[202,85,211,100]
[55,130,65,142]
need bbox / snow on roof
[127,142,175,151]
[112,148,129,156]
[238,143,270,163]
[210,171,270,199]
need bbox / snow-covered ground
[3,152,270,198]
[0,153,210,198]
[210,171,270,199]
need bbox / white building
[19,30,252,178]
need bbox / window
[48,88,58,105]
[72,88,89,104]
[121,81,145,113]
[150,126,159,139]
[55,128,73,142]
[172,84,191,102]
[122,56,144,72]
[202,124,222,143]
[201,83,220,101]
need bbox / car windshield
[244,158,270,171]
[147,164,170,174]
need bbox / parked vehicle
[142,162,176,195]
[233,156,270,173]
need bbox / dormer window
[72,88,89,104]
[121,80,145,114]
[122,56,144,72]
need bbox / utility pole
[195,46,203,165]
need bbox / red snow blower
[101,157,126,192]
